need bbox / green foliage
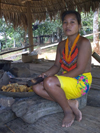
[0,9,100,51]
[2,45,6,49]
[33,15,62,36]
[0,18,27,49]
[81,11,93,28]
[86,36,93,41]
[81,9,100,33]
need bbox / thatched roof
[0,0,100,30]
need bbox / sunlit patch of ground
[38,52,56,60]
[38,51,100,66]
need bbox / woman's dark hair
[61,10,81,25]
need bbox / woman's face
[62,14,81,36]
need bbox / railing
[83,31,100,37]
[0,32,100,61]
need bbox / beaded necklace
[65,34,80,62]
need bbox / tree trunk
[3,26,7,48]
[93,9,99,54]
[14,39,16,48]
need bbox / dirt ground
[38,51,100,66]
[2,43,100,66]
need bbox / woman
[33,10,92,128]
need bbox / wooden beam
[0,45,34,55]
[21,0,33,4]
[27,1,33,52]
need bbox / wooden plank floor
[0,106,100,133]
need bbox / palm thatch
[0,0,100,30]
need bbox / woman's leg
[68,100,82,121]
[32,82,54,101]
[43,76,75,127]
[33,76,82,126]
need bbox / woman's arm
[62,38,92,78]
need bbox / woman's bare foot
[68,100,82,122]
[62,112,75,128]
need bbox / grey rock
[77,94,87,109]
[12,94,87,124]
[87,89,100,107]
[0,96,15,107]
[0,107,16,127]
[0,72,10,86]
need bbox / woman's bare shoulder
[81,36,91,44]
[58,39,66,48]
[79,36,91,48]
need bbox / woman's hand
[39,73,47,78]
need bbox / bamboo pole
[27,1,33,53]
[92,52,100,63]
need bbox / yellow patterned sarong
[55,72,92,100]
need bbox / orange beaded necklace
[65,34,80,62]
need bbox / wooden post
[27,1,33,52]
[93,9,99,54]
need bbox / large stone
[0,95,16,127]
[87,89,100,107]
[0,71,10,86]
[12,94,87,124]
[0,95,15,107]
[0,107,16,127]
